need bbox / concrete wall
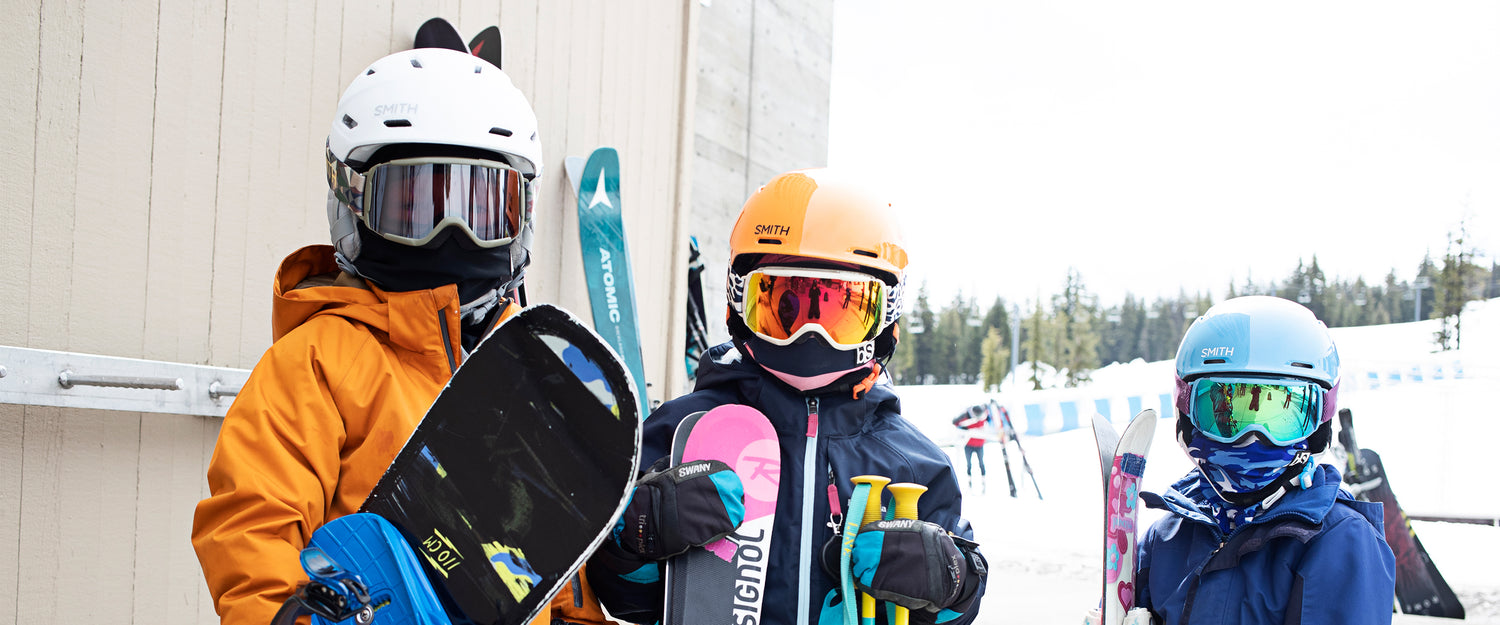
[0,1,696,623]
[689,0,835,355]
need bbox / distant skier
[190,45,609,625]
[587,169,989,624]
[953,404,990,491]
[1123,296,1395,624]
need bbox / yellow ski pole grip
[851,475,891,624]
[886,483,927,625]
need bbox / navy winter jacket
[588,342,986,625]
[1137,464,1395,625]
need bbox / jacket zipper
[1181,522,1232,621]
[797,397,821,625]
[437,308,458,375]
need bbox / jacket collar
[1145,463,1347,532]
[693,342,900,438]
[272,245,463,358]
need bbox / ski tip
[564,155,585,194]
[413,17,467,53]
[1090,412,1114,433]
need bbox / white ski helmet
[326,47,542,262]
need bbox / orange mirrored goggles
[741,267,887,348]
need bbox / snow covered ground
[895,298,1500,623]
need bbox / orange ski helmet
[726,169,909,349]
[728,169,907,280]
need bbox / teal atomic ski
[575,147,648,410]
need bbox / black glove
[849,520,987,614]
[608,459,745,561]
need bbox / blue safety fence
[1059,401,1079,432]
[905,357,1468,441]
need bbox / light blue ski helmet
[1173,296,1340,448]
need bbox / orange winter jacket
[191,245,610,625]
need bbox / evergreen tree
[1024,299,1048,390]
[903,282,937,384]
[1382,270,1406,324]
[980,296,1012,383]
[1433,222,1483,350]
[1052,269,1100,387]
[979,327,1010,392]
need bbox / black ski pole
[988,405,1019,497]
[992,400,1042,499]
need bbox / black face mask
[740,332,876,395]
[350,222,526,302]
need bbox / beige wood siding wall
[0,1,696,623]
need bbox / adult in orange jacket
[191,47,608,625]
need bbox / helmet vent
[365,68,375,75]
[410,58,422,69]
[1290,362,1314,369]
[342,115,357,129]
[474,64,482,74]
[1203,358,1227,364]
[383,119,412,128]
[489,127,513,137]
[758,238,782,245]
[852,249,878,259]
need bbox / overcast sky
[829,1,1500,310]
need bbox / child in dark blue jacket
[1135,296,1395,624]
[586,169,988,625]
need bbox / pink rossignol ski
[664,404,781,625]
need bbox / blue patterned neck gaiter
[1182,431,1308,534]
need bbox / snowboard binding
[270,513,453,625]
[275,548,378,625]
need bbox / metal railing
[0,345,250,418]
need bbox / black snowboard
[359,304,642,625]
[1339,409,1464,619]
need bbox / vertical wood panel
[207,0,257,367]
[648,2,675,396]
[0,405,23,623]
[16,408,142,621]
[0,3,39,348]
[337,0,396,120]
[198,416,224,622]
[665,2,691,399]
[624,1,655,401]
[235,0,293,365]
[13,407,62,624]
[498,0,539,97]
[549,0,598,322]
[392,0,447,50]
[455,0,496,44]
[527,0,573,308]
[27,0,86,350]
[133,413,217,625]
[144,0,227,363]
[68,0,159,355]
[306,0,347,240]
[667,0,701,399]
[277,0,324,251]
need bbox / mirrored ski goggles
[1185,376,1325,445]
[327,152,531,248]
[741,267,887,348]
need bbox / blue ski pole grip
[841,483,871,625]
